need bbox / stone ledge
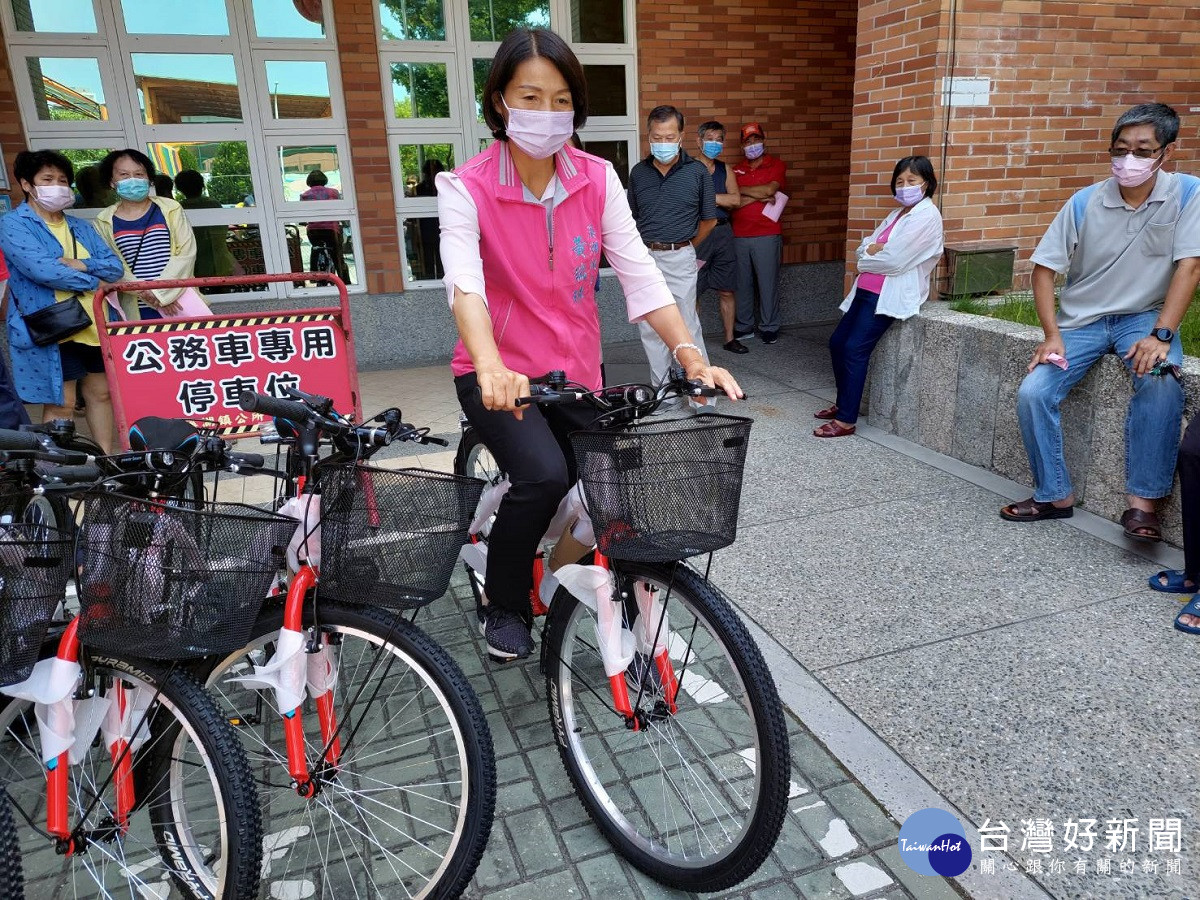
[866,302,1197,545]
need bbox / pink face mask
[33,184,74,213]
[502,97,574,160]
[744,143,765,161]
[1111,153,1162,188]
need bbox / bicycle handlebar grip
[0,428,45,451]
[45,463,103,483]
[283,386,334,412]
[238,392,312,422]
[515,389,583,407]
[423,435,450,447]
[227,451,266,470]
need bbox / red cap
[740,122,765,142]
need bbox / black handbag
[23,294,92,347]
[22,227,92,347]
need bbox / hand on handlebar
[683,360,745,401]
[477,365,531,420]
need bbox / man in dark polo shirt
[731,122,787,344]
[694,120,746,354]
[628,105,718,387]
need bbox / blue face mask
[115,177,151,202]
[650,142,679,164]
[702,140,723,160]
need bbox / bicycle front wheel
[205,599,496,899]
[543,561,790,891]
[0,784,24,900]
[0,656,263,899]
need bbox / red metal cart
[94,273,363,450]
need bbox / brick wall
[332,2,405,294]
[847,0,1200,292]
[0,38,30,208]
[635,0,859,265]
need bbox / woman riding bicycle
[440,27,743,661]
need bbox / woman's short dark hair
[99,148,156,186]
[481,28,588,141]
[13,149,74,190]
[306,169,328,187]
[890,155,938,198]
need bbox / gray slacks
[734,234,782,334]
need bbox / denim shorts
[59,341,105,381]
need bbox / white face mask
[33,184,74,212]
[502,97,575,160]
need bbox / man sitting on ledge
[1000,103,1200,542]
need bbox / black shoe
[760,330,779,345]
[723,339,749,354]
[479,607,534,662]
[733,329,754,341]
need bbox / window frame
[380,0,638,289]
[4,0,359,302]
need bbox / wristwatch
[1151,327,1174,342]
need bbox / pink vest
[451,141,607,390]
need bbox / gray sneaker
[479,607,534,662]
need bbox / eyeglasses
[1108,146,1164,160]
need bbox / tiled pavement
[411,572,965,900]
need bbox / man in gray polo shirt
[1001,103,1200,542]
[628,105,718,386]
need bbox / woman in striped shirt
[94,149,197,320]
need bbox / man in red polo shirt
[731,123,786,344]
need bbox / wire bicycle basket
[570,413,752,562]
[0,524,74,687]
[315,465,485,609]
[77,494,294,659]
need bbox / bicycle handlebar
[238,391,314,423]
[0,428,46,452]
[41,463,104,484]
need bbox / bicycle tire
[543,561,790,891]
[204,599,496,899]
[0,786,24,900]
[0,655,263,899]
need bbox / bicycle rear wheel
[543,561,789,891]
[0,656,263,899]
[205,599,496,899]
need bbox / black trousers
[455,373,594,617]
[1180,413,1200,578]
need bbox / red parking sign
[96,274,363,448]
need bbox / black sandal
[999,498,1074,522]
[1121,508,1162,543]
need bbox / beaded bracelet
[671,342,702,366]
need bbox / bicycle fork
[559,553,680,729]
[39,620,142,854]
[278,565,343,798]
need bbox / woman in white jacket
[815,155,944,437]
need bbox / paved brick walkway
[415,572,965,900]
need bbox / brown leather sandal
[813,421,855,438]
[999,498,1074,522]
[1121,508,1162,543]
[814,405,838,420]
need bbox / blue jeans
[1016,309,1183,502]
[829,288,895,424]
